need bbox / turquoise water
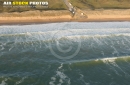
[0,22,130,85]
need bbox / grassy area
[0,0,67,12]
[69,0,130,9]
[0,0,130,13]
[0,10,70,17]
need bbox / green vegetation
[47,0,67,10]
[69,0,130,9]
[0,0,67,12]
[0,0,130,12]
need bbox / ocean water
[0,22,130,85]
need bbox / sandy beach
[0,9,130,25]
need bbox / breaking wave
[0,22,130,85]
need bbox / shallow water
[0,22,130,85]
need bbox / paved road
[63,0,75,14]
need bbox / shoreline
[0,9,130,25]
[1,18,130,25]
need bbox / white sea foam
[49,64,71,85]
[0,22,130,34]
[15,77,27,85]
[102,57,117,64]
[0,81,7,85]
[0,78,8,85]
[79,74,90,85]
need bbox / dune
[0,9,130,25]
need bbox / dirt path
[63,0,75,15]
